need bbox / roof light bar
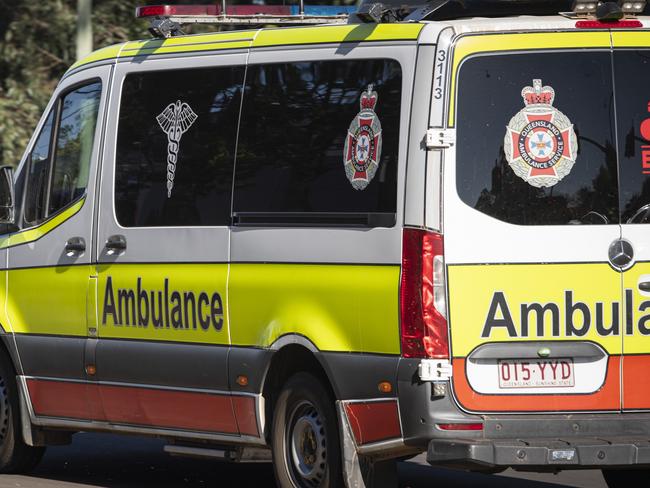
[569,0,646,18]
[135,3,355,37]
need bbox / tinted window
[614,50,650,223]
[115,66,244,227]
[24,110,54,225]
[23,81,102,226]
[49,82,102,215]
[456,52,618,225]
[233,59,402,224]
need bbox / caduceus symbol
[156,100,198,198]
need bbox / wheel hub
[288,402,327,486]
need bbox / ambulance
[0,0,649,486]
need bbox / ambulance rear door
[613,31,650,411]
[443,32,623,414]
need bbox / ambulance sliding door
[444,34,623,414]
[612,33,650,411]
[7,66,109,421]
[94,54,247,436]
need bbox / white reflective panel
[466,355,608,395]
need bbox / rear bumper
[428,437,650,469]
[397,358,650,468]
[427,415,650,469]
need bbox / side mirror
[0,166,15,225]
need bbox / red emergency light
[136,5,216,17]
[575,19,643,27]
[135,4,353,18]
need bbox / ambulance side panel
[228,43,417,446]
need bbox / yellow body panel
[8,265,91,337]
[622,264,650,355]
[448,32,611,126]
[69,23,423,73]
[68,43,126,71]
[8,257,398,354]
[120,31,256,57]
[96,263,229,345]
[229,264,400,354]
[252,23,423,47]
[0,270,9,333]
[448,263,623,358]
[611,30,650,47]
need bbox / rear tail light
[400,229,448,359]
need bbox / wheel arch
[261,335,340,442]
[0,334,22,378]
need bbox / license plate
[497,358,574,389]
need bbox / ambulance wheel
[602,468,650,487]
[0,352,44,473]
[271,372,343,488]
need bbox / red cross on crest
[344,85,383,191]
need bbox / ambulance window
[115,65,244,227]
[613,50,650,223]
[455,52,619,225]
[24,110,55,225]
[24,81,102,226]
[48,81,102,216]
[233,59,401,226]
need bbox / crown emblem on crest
[343,84,383,191]
[360,84,378,110]
[521,79,555,106]
[503,79,578,188]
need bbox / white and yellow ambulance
[0,0,648,486]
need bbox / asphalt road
[0,433,608,488]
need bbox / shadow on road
[26,433,275,487]
[0,432,592,488]
[398,463,572,488]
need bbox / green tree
[0,0,356,167]
[0,0,145,167]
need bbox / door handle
[640,282,650,292]
[65,236,86,254]
[105,234,127,255]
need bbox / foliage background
[0,0,354,168]
[0,0,275,167]
[0,0,150,167]
[0,0,146,165]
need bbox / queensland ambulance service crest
[504,79,578,188]
[344,84,383,190]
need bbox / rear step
[164,444,271,462]
[428,438,650,469]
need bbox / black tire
[602,469,650,487]
[271,372,344,488]
[0,352,44,473]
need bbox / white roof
[418,14,650,43]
